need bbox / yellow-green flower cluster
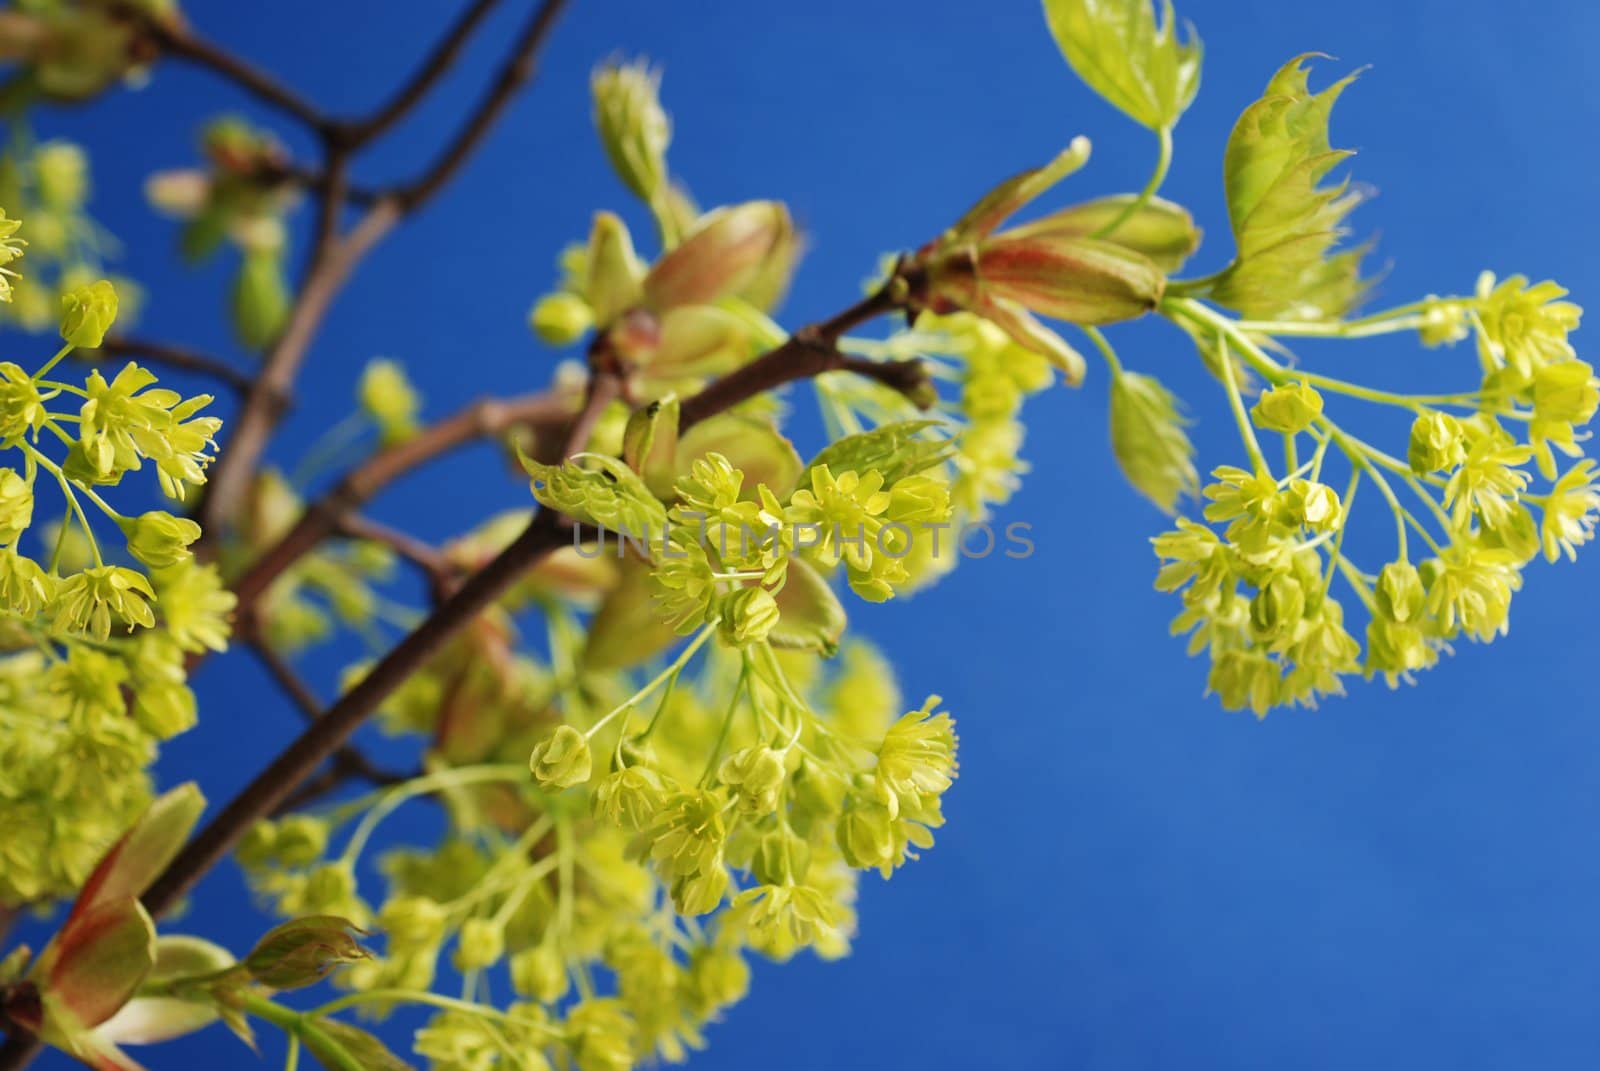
[1150,270,1595,715]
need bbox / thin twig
[395,0,570,210]
[198,0,573,534]
[337,0,508,148]
[95,336,255,394]
[115,4,331,132]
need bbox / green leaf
[1211,56,1370,321]
[69,784,205,926]
[1108,368,1198,513]
[1042,0,1202,130]
[797,421,951,492]
[47,900,157,1029]
[522,452,669,540]
[304,1019,415,1071]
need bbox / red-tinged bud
[1006,194,1201,272]
[941,136,1092,243]
[964,234,1165,325]
[643,201,793,311]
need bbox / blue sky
[10,1,1600,1068]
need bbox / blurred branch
[115,4,332,133]
[198,0,573,534]
[95,336,256,394]
[336,0,508,149]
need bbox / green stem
[337,764,527,866]
[33,343,73,381]
[585,621,717,741]
[1081,325,1123,375]
[239,993,364,1071]
[1091,124,1172,241]
[1215,333,1269,475]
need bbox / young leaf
[1042,0,1202,130]
[798,421,951,492]
[1211,56,1370,321]
[770,558,847,654]
[303,1019,415,1071]
[242,916,369,991]
[1109,368,1198,512]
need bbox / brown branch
[338,513,458,592]
[94,336,255,394]
[395,0,570,211]
[249,640,412,781]
[143,508,570,916]
[227,389,574,619]
[679,285,924,428]
[117,5,331,133]
[337,0,508,149]
[198,0,573,535]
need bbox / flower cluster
[1149,271,1595,714]
[0,248,231,906]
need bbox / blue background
[9,1,1600,1068]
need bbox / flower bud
[1408,410,1466,473]
[59,279,118,348]
[687,947,750,1015]
[591,59,671,203]
[528,724,592,789]
[582,212,645,326]
[379,896,447,951]
[529,291,593,346]
[232,249,290,350]
[1006,194,1200,272]
[1532,359,1600,425]
[119,510,202,568]
[1249,573,1306,642]
[1250,381,1324,434]
[718,587,780,648]
[358,358,420,445]
[718,746,786,816]
[621,393,680,499]
[0,468,33,545]
[453,919,505,971]
[1374,561,1426,623]
[951,234,1165,327]
[34,142,89,212]
[643,201,793,311]
[273,815,330,868]
[1285,479,1341,532]
[669,865,728,916]
[244,916,369,990]
[837,797,896,873]
[510,944,569,1003]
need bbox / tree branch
[94,336,255,394]
[197,0,573,535]
[336,0,508,149]
[394,0,570,211]
[226,388,575,620]
[679,285,926,427]
[118,5,331,133]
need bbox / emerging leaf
[1008,194,1201,273]
[1211,56,1370,321]
[303,1020,415,1071]
[523,453,669,540]
[1109,368,1198,512]
[769,558,847,654]
[1042,0,1202,130]
[798,421,951,492]
[242,916,369,991]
